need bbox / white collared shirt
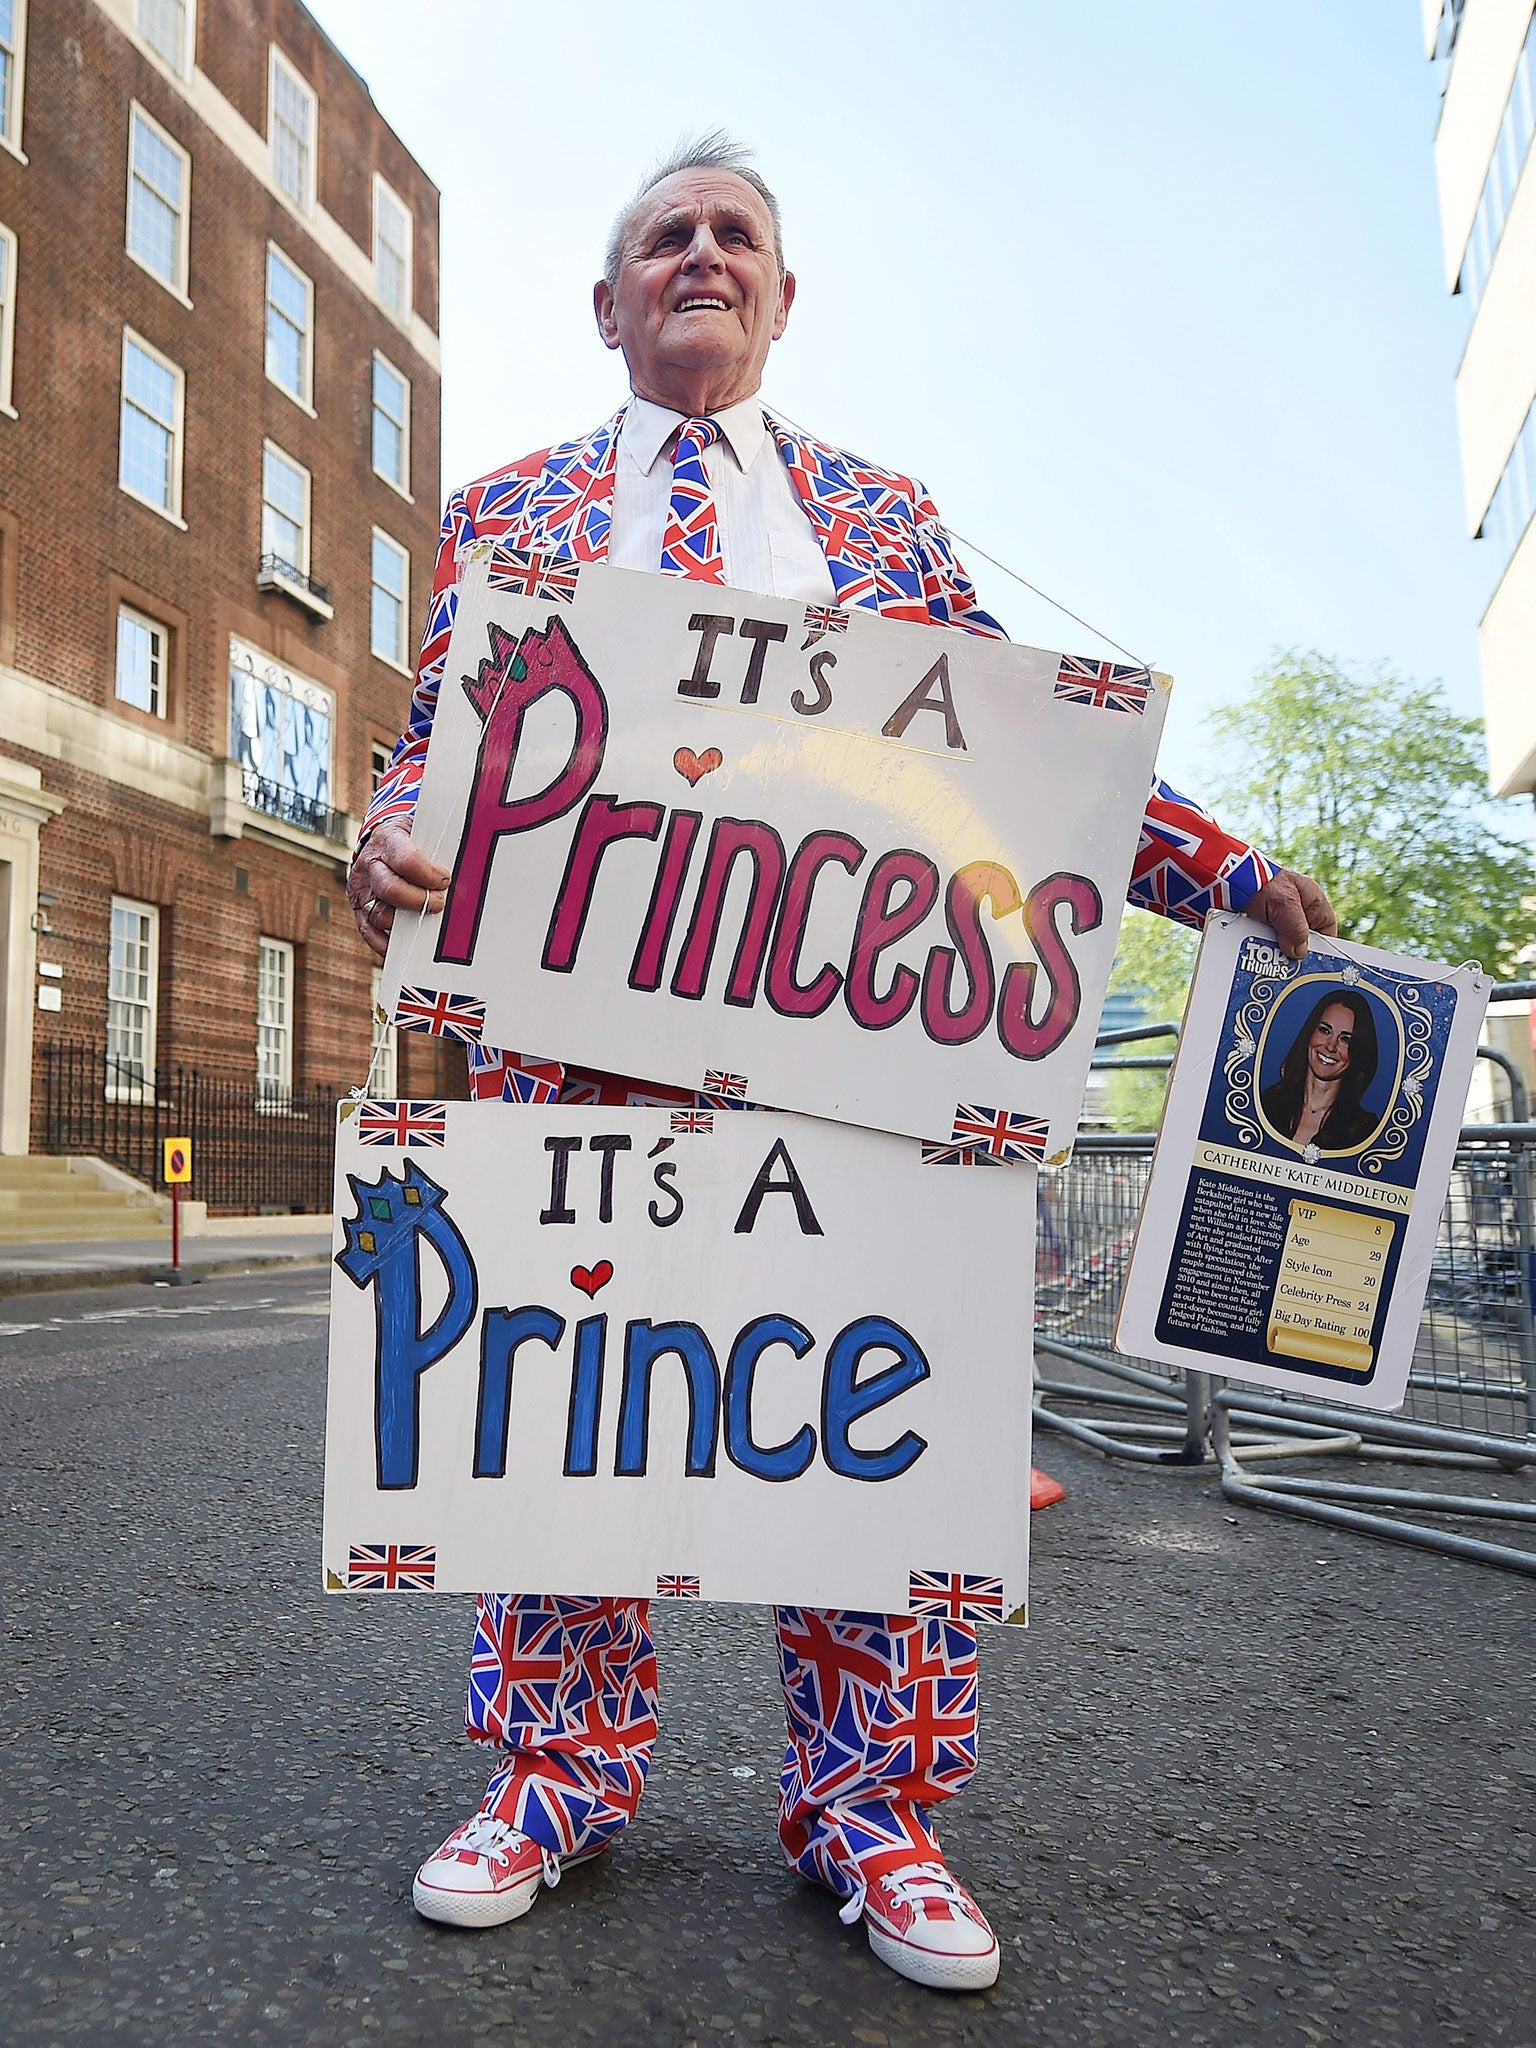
[607,394,837,603]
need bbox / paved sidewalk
[3,1265,1534,2046]
[0,1221,332,1296]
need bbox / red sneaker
[838,1856,1000,1991]
[412,1812,605,1929]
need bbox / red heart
[674,746,723,786]
[570,1260,614,1298]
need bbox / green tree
[1097,650,1536,1130]
[1205,650,1536,974]
[1100,909,1197,1131]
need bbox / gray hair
[602,132,784,287]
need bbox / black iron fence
[41,1037,347,1216]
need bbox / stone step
[0,1159,76,1184]
[0,1187,158,1214]
[0,1217,168,1244]
[0,1155,168,1241]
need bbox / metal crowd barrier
[1035,990,1536,1575]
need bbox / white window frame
[264,242,314,412]
[107,895,160,1102]
[261,439,311,577]
[0,220,16,419]
[125,101,191,303]
[370,349,411,497]
[372,172,412,319]
[0,0,29,163]
[370,968,397,1098]
[268,45,317,215]
[256,936,294,1107]
[135,0,195,77]
[118,328,186,526]
[369,527,410,674]
[114,604,168,718]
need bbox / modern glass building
[1426,0,1536,811]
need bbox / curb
[0,1250,331,1300]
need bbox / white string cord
[764,401,1157,672]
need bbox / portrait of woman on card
[1259,988,1380,1156]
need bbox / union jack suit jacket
[361,406,1275,1101]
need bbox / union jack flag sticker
[1053,654,1153,715]
[670,1109,714,1134]
[949,1104,1050,1163]
[920,1141,1002,1166]
[356,1100,448,1148]
[800,601,849,649]
[702,1069,748,1100]
[394,986,487,1042]
[507,1069,559,1105]
[486,546,580,604]
[908,1568,1006,1624]
[347,1543,438,1591]
[656,1573,700,1598]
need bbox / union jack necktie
[660,417,724,582]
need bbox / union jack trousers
[368,406,1277,1872]
[469,1593,975,1892]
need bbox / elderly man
[349,136,1336,1993]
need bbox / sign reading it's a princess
[379,553,1168,1160]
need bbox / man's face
[594,169,795,412]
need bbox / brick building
[0,0,461,1192]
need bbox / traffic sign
[163,1137,192,1185]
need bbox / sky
[307,0,1486,792]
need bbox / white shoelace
[452,1813,562,1888]
[838,1860,967,1926]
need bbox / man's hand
[1246,867,1338,961]
[346,821,451,962]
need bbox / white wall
[1435,0,1533,284]
[1478,517,1536,792]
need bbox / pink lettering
[542,796,664,973]
[997,872,1103,1060]
[843,850,940,1032]
[921,861,1021,1046]
[765,830,866,1018]
[438,618,608,965]
[671,819,788,1006]
[630,810,702,993]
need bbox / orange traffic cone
[1030,1467,1066,1511]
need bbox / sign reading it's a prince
[323,1099,1034,1617]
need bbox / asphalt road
[1,1267,1532,2046]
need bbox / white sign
[1116,915,1490,1410]
[380,556,1167,1162]
[323,1099,1034,1619]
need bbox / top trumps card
[1116,915,1490,1410]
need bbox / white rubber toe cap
[867,1918,1000,1992]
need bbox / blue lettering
[820,1315,929,1481]
[616,1320,720,1477]
[723,1314,817,1481]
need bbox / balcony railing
[256,553,334,619]
[241,767,350,845]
